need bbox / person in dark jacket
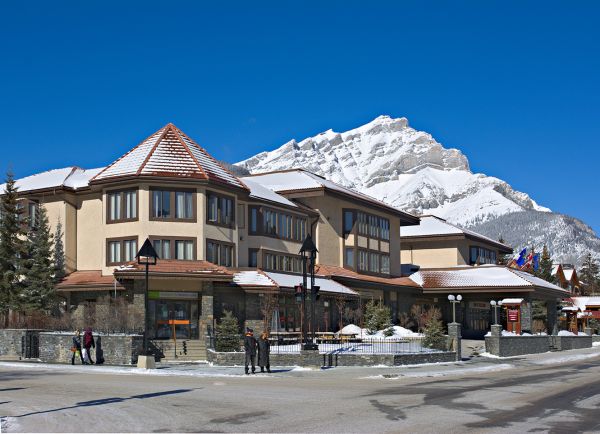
[244,328,257,375]
[258,331,271,373]
[83,327,95,364]
[71,330,84,365]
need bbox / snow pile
[593,341,600,347]
[484,330,520,337]
[339,324,422,339]
[558,330,577,336]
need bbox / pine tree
[215,310,241,352]
[22,204,55,312]
[422,308,446,350]
[0,171,27,323]
[537,245,554,282]
[364,299,391,334]
[53,219,66,282]
[580,252,600,295]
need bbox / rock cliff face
[236,115,598,264]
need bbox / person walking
[71,330,84,365]
[244,328,257,375]
[257,331,271,373]
[82,327,95,364]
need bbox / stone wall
[552,335,593,351]
[485,335,549,357]
[38,332,143,365]
[0,329,25,360]
[207,349,457,367]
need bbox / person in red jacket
[82,327,95,365]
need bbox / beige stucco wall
[401,237,507,268]
[296,194,402,275]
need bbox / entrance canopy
[114,259,233,281]
[409,265,570,300]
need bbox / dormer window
[107,189,138,223]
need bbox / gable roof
[1,167,104,194]
[91,124,247,190]
[409,265,568,298]
[245,169,419,225]
[401,215,513,253]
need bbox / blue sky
[1,1,599,233]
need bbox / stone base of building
[485,334,593,357]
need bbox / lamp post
[447,294,462,324]
[299,234,318,351]
[490,300,503,325]
[136,238,158,357]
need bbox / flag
[515,248,527,267]
[522,252,534,269]
[533,253,540,271]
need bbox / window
[358,250,368,271]
[369,252,380,273]
[175,240,194,260]
[344,210,354,234]
[27,202,38,228]
[206,240,234,267]
[248,249,258,267]
[358,212,368,236]
[207,192,234,226]
[151,189,196,221]
[249,207,258,233]
[150,237,196,260]
[381,255,390,274]
[175,191,193,219]
[263,252,302,273]
[250,206,307,241]
[380,218,390,241]
[345,248,355,269]
[106,237,138,265]
[469,246,497,265]
[107,189,138,223]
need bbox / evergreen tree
[22,204,55,312]
[0,171,27,322]
[422,308,446,350]
[215,310,241,352]
[580,252,600,295]
[364,299,391,334]
[53,219,66,282]
[537,245,554,282]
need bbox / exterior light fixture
[448,294,462,324]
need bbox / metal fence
[209,335,444,355]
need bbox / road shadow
[14,388,198,418]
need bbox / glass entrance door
[154,300,193,339]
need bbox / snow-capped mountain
[236,115,599,264]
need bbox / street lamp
[136,238,158,357]
[448,294,462,324]
[299,234,318,351]
[490,300,503,325]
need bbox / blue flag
[516,248,527,267]
[533,253,540,271]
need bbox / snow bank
[339,324,422,338]
[558,330,577,336]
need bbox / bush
[215,310,241,352]
[588,318,600,334]
[422,308,446,350]
[364,299,392,335]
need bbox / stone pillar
[520,300,532,333]
[200,282,214,345]
[584,327,593,336]
[491,324,502,337]
[546,300,558,335]
[244,293,263,333]
[447,323,462,361]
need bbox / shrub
[215,310,241,352]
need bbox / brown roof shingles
[113,259,233,278]
[314,264,420,288]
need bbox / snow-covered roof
[246,169,419,224]
[1,167,104,193]
[401,215,512,251]
[233,270,277,288]
[570,297,600,311]
[410,265,568,294]
[563,268,575,281]
[240,178,297,208]
[551,264,561,276]
[92,124,247,190]
[264,271,358,296]
[501,298,524,305]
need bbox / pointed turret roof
[91,124,247,190]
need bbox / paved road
[2,348,600,433]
